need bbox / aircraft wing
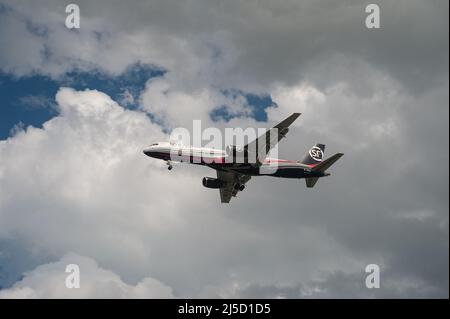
[217,170,252,203]
[245,113,301,164]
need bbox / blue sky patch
[59,62,165,109]
[0,63,164,140]
[0,73,59,139]
[210,90,276,123]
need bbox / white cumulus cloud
[0,253,174,298]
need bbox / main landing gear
[166,161,173,171]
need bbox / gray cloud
[1,0,448,92]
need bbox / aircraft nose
[143,147,153,156]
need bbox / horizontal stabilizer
[311,153,344,172]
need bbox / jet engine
[202,177,225,189]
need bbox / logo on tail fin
[309,146,323,162]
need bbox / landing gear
[166,161,173,171]
[234,184,245,191]
[239,184,245,191]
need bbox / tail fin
[301,144,325,166]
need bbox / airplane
[143,113,343,203]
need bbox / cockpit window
[150,143,158,146]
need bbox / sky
[0,0,448,298]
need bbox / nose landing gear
[166,161,173,171]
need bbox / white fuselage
[143,142,321,178]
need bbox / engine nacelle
[202,177,225,189]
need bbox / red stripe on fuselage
[263,159,297,164]
[147,151,303,166]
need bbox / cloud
[18,94,55,110]
[139,74,257,130]
[1,0,447,93]
[0,88,366,297]
[118,88,135,107]
[0,253,174,298]
[0,87,173,287]
[0,80,448,298]
[205,269,446,299]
